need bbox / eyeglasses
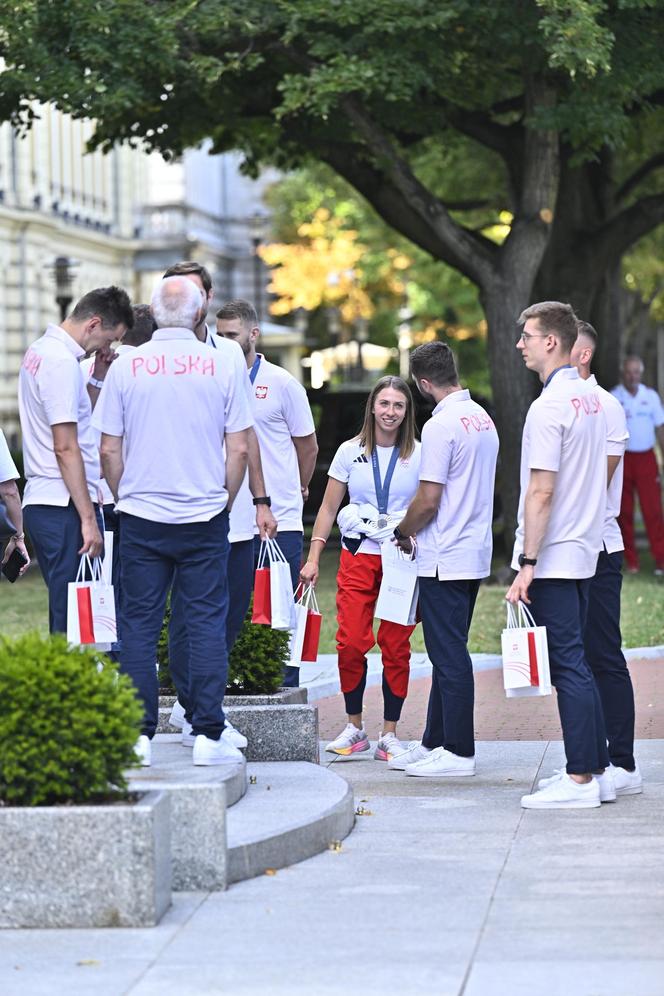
[518,332,549,342]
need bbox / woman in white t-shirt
[300,376,421,761]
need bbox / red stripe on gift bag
[527,630,539,687]
[76,587,96,644]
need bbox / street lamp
[248,211,267,321]
[49,256,78,323]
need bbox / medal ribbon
[249,354,262,385]
[371,446,399,516]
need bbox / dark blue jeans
[419,577,480,758]
[169,537,254,707]
[254,531,303,688]
[120,510,230,739]
[528,578,610,775]
[584,549,635,770]
[24,501,104,634]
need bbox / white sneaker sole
[521,797,600,809]
[615,784,643,796]
[406,767,475,778]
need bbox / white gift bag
[375,540,418,626]
[66,555,117,647]
[501,601,551,698]
[264,538,296,631]
[289,583,322,667]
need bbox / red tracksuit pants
[618,449,664,570]
[335,548,415,722]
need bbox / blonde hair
[357,376,416,461]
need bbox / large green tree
[2,0,663,544]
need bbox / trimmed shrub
[158,600,289,695]
[0,633,143,806]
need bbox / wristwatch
[89,376,105,389]
[252,496,272,507]
[518,554,537,567]
[393,525,406,541]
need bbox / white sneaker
[192,734,243,766]
[537,768,564,791]
[405,746,475,778]
[133,735,151,767]
[387,742,431,770]
[521,774,600,809]
[374,732,409,762]
[223,719,248,750]
[325,723,370,756]
[170,699,185,730]
[181,719,195,747]
[610,761,643,796]
[594,769,617,803]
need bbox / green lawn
[3,548,662,653]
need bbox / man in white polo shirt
[389,341,499,777]
[95,276,252,767]
[571,321,642,795]
[217,299,318,687]
[507,300,610,810]
[19,286,132,632]
[611,355,664,574]
[1,428,30,575]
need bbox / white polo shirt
[512,367,607,578]
[328,439,422,555]
[0,428,18,483]
[415,390,499,580]
[19,324,100,507]
[250,355,315,533]
[610,383,664,452]
[81,344,136,506]
[92,328,253,524]
[588,375,628,555]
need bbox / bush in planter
[0,633,143,806]
[158,600,289,695]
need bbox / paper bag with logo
[66,555,117,647]
[265,537,296,631]
[252,540,272,625]
[501,601,551,698]
[375,540,418,626]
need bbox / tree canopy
[2,0,663,546]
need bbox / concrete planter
[0,790,171,928]
[158,688,318,763]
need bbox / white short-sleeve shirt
[19,324,101,507]
[0,428,19,483]
[228,366,260,544]
[81,344,136,507]
[415,390,499,580]
[512,367,607,578]
[588,375,628,555]
[328,439,422,555]
[92,329,253,524]
[250,356,315,533]
[610,383,664,452]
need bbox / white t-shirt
[610,383,664,452]
[251,355,315,533]
[588,375,628,555]
[81,344,136,506]
[92,329,253,524]
[328,439,422,555]
[19,324,100,507]
[512,367,607,578]
[416,390,499,580]
[0,428,18,483]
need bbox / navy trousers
[528,578,610,775]
[419,577,480,758]
[120,510,230,740]
[169,537,254,708]
[24,501,104,634]
[584,549,635,771]
[253,530,303,688]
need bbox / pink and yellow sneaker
[325,723,370,756]
[374,732,409,762]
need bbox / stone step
[226,761,355,885]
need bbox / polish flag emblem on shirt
[255,385,268,399]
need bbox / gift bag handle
[505,600,537,629]
[264,536,288,565]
